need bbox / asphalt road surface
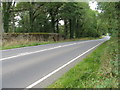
[1,36,110,88]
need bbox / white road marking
[0,43,76,61]
[0,46,61,61]
[26,41,104,88]
[0,40,95,61]
[0,39,105,61]
[1,39,100,52]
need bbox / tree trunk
[56,19,59,33]
[29,2,34,32]
[75,19,79,38]
[2,2,12,33]
[3,14,9,33]
[51,15,55,33]
[12,11,15,33]
[0,5,4,33]
[69,19,74,39]
[64,19,68,39]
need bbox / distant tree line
[1,1,119,39]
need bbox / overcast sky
[89,1,98,10]
[89,1,102,13]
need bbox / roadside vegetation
[49,37,119,88]
[1,37,99,50]
[1,2,119,50]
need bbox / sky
[89,1,102,13]
[89,1,98,10]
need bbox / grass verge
[48,37,119,88]
[1,37,99,50]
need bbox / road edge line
[26,41,104,88]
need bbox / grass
[48,37,119,88]
[1,37,99,50]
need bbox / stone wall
[2,33,65,42]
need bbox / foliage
[2,2,119,38]
[49,37,119,88]
[97,2,120,36]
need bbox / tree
[97,2,120,36]
[2,2,109,39]
[2,2,13,32]
[46,2,63,33]
[0,3,4,33]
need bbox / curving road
[1,36,110,88]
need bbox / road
[1,36,110,88]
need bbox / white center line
[0,40,104,61]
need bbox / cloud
[89,1,98,10]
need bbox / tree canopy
[1,1,119,38]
